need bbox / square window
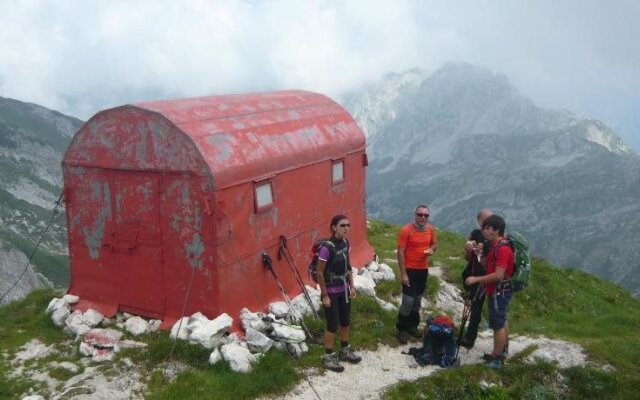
[332,160,344,184]
[255,182,274,210]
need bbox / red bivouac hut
[62,90,373,325]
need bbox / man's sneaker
[339,346,362,364]
[321,353,344,372]
[397,330,410,344]
[459,337,475,349]
[407,326,422,338]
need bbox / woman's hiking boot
[339,346,362,364]
[321,353,344,372]
[459,337,475,349]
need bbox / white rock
[299,342,309,353]
[245,327,274,354]
[289,289,321,320]
[45,297,66,315]
[114,340,148,352]
[21,395,45,400]
[240,308,270,333]
[62,294,80,304]
[148,319,162,332]
[371,263,395,282]
[51,306,70,327]
[82,309,104,327]
[15,339,54,361]
[375,296,398,311]
[83,328,123,348]
[92,347,115,362]
[124,316,150,336]
[189,313,233,349]
[271,323,306,343]
[268,301,289,318]
[79,341,94,357]
[208,348,222,365]
[186,312,209,331]
[121,312,134,320]
[65,310,91,337]
[353,271,377,297]
[286,342,303,358]
[367,261,380,272]
[170,317,190,340]
[57,361,79,373]
[220,343,253,373]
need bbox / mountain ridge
[343,61,640,297]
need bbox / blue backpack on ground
[405,315,460,368]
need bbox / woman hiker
[316,214,362,372]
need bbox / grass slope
[1,220,639,399]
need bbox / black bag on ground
[406,315,460,368]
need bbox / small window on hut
[332,159,344,185]
[255,181,274,211]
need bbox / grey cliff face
[343,62,640,297]
[0,96,81,302]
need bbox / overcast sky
[1,0,639,151]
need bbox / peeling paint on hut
[62,90,373,325]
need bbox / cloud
[0,0,638,151]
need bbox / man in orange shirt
[396,204,438,344]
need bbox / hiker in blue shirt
[316,214,362,372]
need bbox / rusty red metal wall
[63,90,373,325]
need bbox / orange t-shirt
[397,223,437,269]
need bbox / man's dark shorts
[488,290,513,329]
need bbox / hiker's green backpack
[498,231,532,291]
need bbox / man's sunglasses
[339,223,351,227]
[415,213,429,218]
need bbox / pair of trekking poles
[261,234,321,340]
[455,283,485,359]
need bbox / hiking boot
[407,326,422,338]
[485,354,504,369]
[339,346,362,364]
[397,330,410,344]
[321,353,344,372]
[482,351,508,361]
[459,337,475,349]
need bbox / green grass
[3,221,640,399]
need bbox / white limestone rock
[124,316,150,336]
[148,319,162,332]
[62,294,80,304]
[289,287,321,319]
[65,311,91,337]
[45,297,66,315]
[268,301,289,318]
[271,323,306,343]
[83,328,123,348]
[371,263,395,282]
[220,342,253,373]
[239,308,270,333]
[79,341,94,357]
[82,309,104,327]
[170,317,190,340]
[15,339,54,361]
[189,313,233,349]
[353,270,377,297]
[51,306,71,327]
[208,347,222,365]
[245,327,274,354]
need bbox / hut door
[110,171,164,317]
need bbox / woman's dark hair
[482,214,506,235]
[330,214,348,232]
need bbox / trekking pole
[278,234,320,319]
[261,252,313,339]
[455,296,472,359]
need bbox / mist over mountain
[343,62,640,297]
[0,96,80,302]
